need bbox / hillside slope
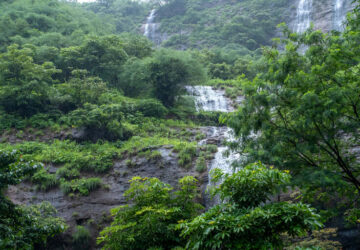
[147,0,354,53]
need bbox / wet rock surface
[6,145,205,249]
[289,0,355,33]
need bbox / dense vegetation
[1,0,360,249]
[0,151,66,249]
[157,0,291,52]
[225,1,360,227]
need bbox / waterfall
[295,0,313,33]
[144,9,158,42]
[333,0,347,31]
[185,86,234,112]
[186,86,241,205]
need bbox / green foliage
[85,0,149,34]
[56,164,81,180]
[0,140,116,173]
[174,142,197,168]
[285,228,342,250]
[179,163,322,249]
[0,44,60,116]
[0,150,67,249]
[60,35,128,84]
[135,99,168,118]
[0,0,114,51]
[69,103,132,141]
[225,7,360,216]
[158,0,290,52]
[53,70,108,110]
[117,57,151,97]
[60,177,102,196]
[148,49,206,107]
[211,163,290,208]
[73,225,91,249]
[345,208,360,226]
[191,112,222,126]
[31,168,59,191]
[98,176,203,250]
[195,156,206,173]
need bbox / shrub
[175,143,197,169]
[195,133,206,141]
[0,150,67,249]
[98,176,203,249]
[135,99,168,118]
[56,164,80,180]
[125,159,136,168]
[73,226,91,249]
[148,150,162,162]
[191,112,222,126]
[147,49,206,107]
[179,163,323,249]
[69,103,133,141]
[60,178,102,196]
[31,168,59,191]
[195,157,207,173]
[0,45,60,117]
[205,144,218,154]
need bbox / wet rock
[6,146,201,249]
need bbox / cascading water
[186,86,241,205]
[295,0,313,33]
[333,0,347,31]
[144,9,158,43]
[185,86,234,112]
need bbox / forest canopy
[0,0,360,249]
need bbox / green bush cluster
[174,142,197,168]
[195,156,206,173]
[72,226,91,249]
[31,168,59,191]
[60,177,102,196]
[158,0,290,52]
[98,176,203,249]
[0,151,67,249]
[179,163,322,249]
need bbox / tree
[147,49,206,107]
[117,58,151,97]
[0,44,60,116]
[69,103,133,141]
[53,69,108,111]
[0,150,67,249]
[97,176,203,250]
[119,33,153,59]
[224,2,360,224]
[178,163,322,249]
[60,35,128,85]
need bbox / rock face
[290,0,355,33]
[6,145,204,249]
[144,0,355,48]
[141,9,168,46]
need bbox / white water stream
[144,9,158,42]
[334,0,347,31]
[295,0,313,33]
[186,86,241,205]
[185,86,234,113]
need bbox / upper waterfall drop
[185,86,234,113]
[295,0,313,33]
[334,0,347,31]
[144,9,158,42]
